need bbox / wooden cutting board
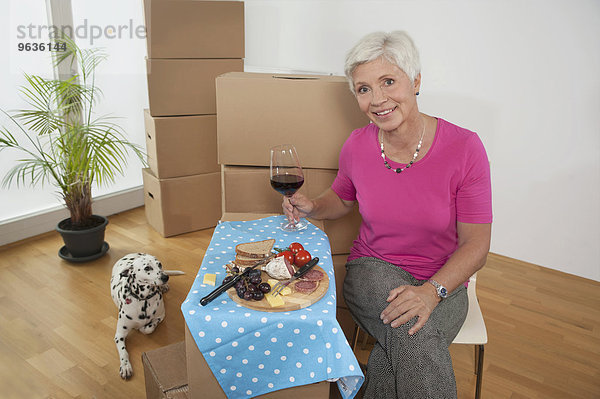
[227,265,329,312]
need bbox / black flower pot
[56,215,110,262]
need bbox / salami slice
[294,280,318,294]
[284,257,296,277]
[301,269,324,282]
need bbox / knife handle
[200,275,239,306]
[294,257,319,278]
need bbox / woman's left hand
[380,283,441,335]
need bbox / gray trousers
[343,257,468,399]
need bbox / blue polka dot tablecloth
[181,216,363,399]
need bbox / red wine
[270,174,304,196]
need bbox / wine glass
[270,144,307,231]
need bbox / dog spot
[126,315,132,320]
[138,315,145,320]
[123,326,128,329]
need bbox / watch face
[439,287,448,298]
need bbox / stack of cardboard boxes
[141,0,244,237]
[216,71,370,343]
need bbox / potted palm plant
[0,37,145,262]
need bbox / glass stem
[286,195,297,226]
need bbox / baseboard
[0,186,144,247]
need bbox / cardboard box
[144,0,244,59]
[221,165,309,214]
[147,59,243,117]
[221,212,279,223]
[142,341,189,399]
[222,165,361,255]
[216,72,369,169]
[184,325,330,398]
[142,168,221,236]
[144,110,220,179]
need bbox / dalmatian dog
[111,253,170,379]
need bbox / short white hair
[344,31,421,94]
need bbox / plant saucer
[59,242,110,263]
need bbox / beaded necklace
[379,120,426,173]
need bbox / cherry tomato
[276,250,295,265]
[294,249,312,267]
[289,242,304,254]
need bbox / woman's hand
[283,193,314,223]
[380,283,441,335]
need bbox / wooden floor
[0,207,598,399]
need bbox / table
[181,216,363,399]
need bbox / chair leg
[351,324,360,351]
[474,345,478,375]
[361,328,370,349]
[475,344,484,399]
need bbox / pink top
[331,118,492,280]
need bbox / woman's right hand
[283,193,314,223]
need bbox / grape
[231,266,240,273]
[253,291,264,300]
[246,284,257,293]
[235,280,244,290]
[258,282,271,293]
[250,275,262,285]
[236,287,246,298]
[223,275,234,285]
[243,291,254,301]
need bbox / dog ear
[120,268,131,278]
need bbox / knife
[200,255,273,306]
[272,257,319,296]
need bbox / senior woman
[283,31,492,398]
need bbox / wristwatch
[427,279,448,299]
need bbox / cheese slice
[265,292,285,307]
[267,279,291,296]
[203,273,216,286]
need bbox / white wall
[1,0,598,281]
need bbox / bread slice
[235,239,275,258]
[234,254,263,266]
